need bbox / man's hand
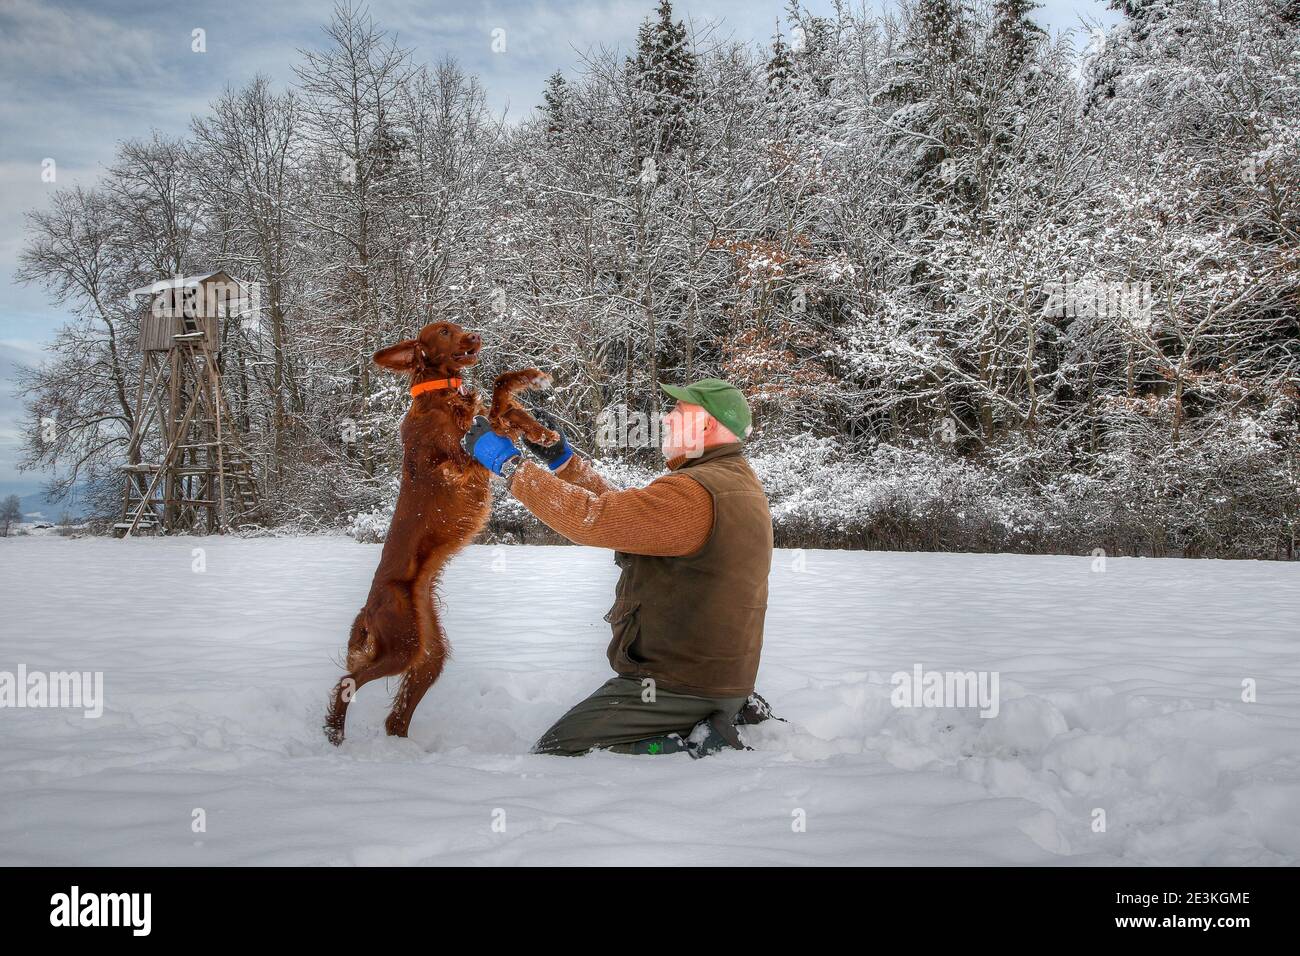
[523,407,574,471]
[462,416,521,476]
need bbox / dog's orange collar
[410,377,463,397]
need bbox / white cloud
[0,0,160,84]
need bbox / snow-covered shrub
[749,435,1060,552]
[345,474,400,543]
[347,504,394,544]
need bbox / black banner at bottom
[0,866,1285,941]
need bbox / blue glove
[462,416,520,475]
[523,407,574,471]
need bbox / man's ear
[373,339,419,372]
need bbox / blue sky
[0,0,1121,493]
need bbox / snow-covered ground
[1,536,1297,866]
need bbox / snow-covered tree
[11,0,1297,557]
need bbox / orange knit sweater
[506,452,714,557]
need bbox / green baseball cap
[659,377,753,439]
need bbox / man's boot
[733,692,785,727]
[621,732,690,755]
[686,711,752,759]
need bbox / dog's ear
[373,339,419,372]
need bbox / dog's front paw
[519,369,552,391]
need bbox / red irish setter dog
[324,321,556,745]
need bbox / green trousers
[532,677,748,756]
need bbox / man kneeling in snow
[463,378,778,757]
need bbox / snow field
[1,537,1297,865]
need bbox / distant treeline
[16,0,1299,558]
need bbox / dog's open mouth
[454,348,480,364]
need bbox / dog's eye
[440,329,449,337]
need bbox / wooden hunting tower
[116,271,260,536]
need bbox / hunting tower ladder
[116,272,260,536]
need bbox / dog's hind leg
[384,647,447,738]
[384,563,451,738]
[326,657,409,746]
[324,611,410,746]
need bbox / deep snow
[1,536,1297,865]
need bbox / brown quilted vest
[604,442,774,698]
